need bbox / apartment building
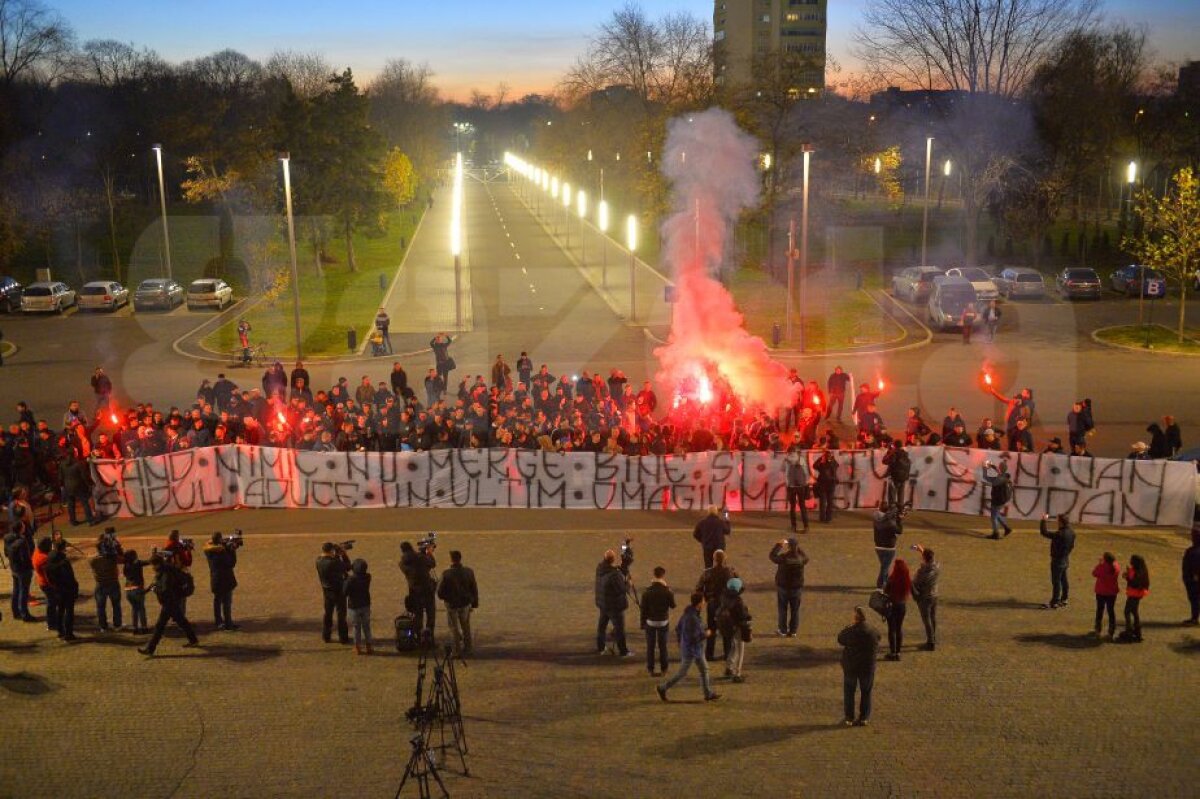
[713,0,827,95]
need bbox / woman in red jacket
[1120,555,1150,643]
[1092,552,1120,640]
[884,558,912,661]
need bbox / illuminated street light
[562,182,571,249]
[598,200,610,288]
[922,136,933,266]
[874,157,882,175]
[577,189,588,267]
[151,144,173,279]
[627,214,638,321]
[451,151,464,329]
[1127,161,1138,184]
[943,159,952,177]
[279,152,303,358]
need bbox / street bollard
[772,323,782,349]
[347,328,357,351]
[379,273,386,291]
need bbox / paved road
[1,508,1196,798]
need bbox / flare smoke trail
[654,108,790,410]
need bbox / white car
[77,280,130,312]
[21,281,76,313]
[187,279,234,311]
[945,267,1000,302]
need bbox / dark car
[0,276,22,312]
[1055,267,1103,300]
[134,278,184,311]
[1110,264,1167,299]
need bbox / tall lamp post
[451,151,464,330]
[627,214,638,322]
[562,182,571,249]
[921,136,933,266]
[151,144,173,279]
[598,200,610,289]
[577,190,588,268]
[279,153,303,359]
[799,147,812,352]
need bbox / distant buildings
[1178,61,1200,103]
[713,0,827,96]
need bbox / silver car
[996,267,1046,300]
[21,281,76,313]
[945,267,1000,302]
[892,266,944,303]
[77,281,130,312]
[187,279,233,311]
[134,278,184,311]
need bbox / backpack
[178,570,195,598]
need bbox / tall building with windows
[714,0,827,96]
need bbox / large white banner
[90,445,1196,527]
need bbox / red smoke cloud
[654,109,791,411]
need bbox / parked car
[1055,267,1103,300]
[995,267,1047,300]
[1110,264,1167,299]
[187,279,233,311]
[927,275,980,331]
[892,266,944,303]
[134,278,184,311]
[77,280,130,312]
[945,267,1000,302]
[21,281,76,313]
[0,276,23,312]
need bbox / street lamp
[577,189,588,268]
[598,200,610,289]
[151,144,173,279]
[798,147,812,350]
[921,136,933,266]
[279,152,303,359]
[626,214,638,321]
[451,151,464,329]
[562,181,571,249]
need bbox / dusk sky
[53,0,1200,100]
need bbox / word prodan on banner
[90,445,1197,527]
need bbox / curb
[0,340,18,361]
[763,288,928,359]
[1091,324,1200,357]
[171,298,254,362]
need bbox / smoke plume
[654,108,790,410]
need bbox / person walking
[437,550,479,657]
[696,550,736,663]
[344,558,373,655]
[872,500,902,589]
[961,302,977,343]
[374,308,392,354]
[982,300,1001,342]
[769,537,808,637]
[716,577,751,682]
[1092,552,1120,640]
[656,592,720,703]
[911,545,939,651]
[813,450,839,524]
[138,554,200,656]
[883,558,912,660]
[595,549,631,657]
[981,461,1014,539]
[122,550,150,634]
[838,607,880,726]
[1040,513,1076,609]
[1119,555,1150,643]
[1183,525,1200,626]
[639,566,675,677]
[784,447,811,533]
[692,506,731,568]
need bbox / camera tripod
[396,645,468,799]
[395,732,448,799]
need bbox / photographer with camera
[437,550,479,657]
[316,541,353,644]
[138,553,200,656]
[595,549,631,657]
[164,530,194,611]
[981,461,1014,539]
[872,499,903,590]
[769,537,809,637]
[89,528,123,631]
[1039,513,1076,610]
[47,537,80,641]
[400,535,438,642]
[203,531,241,631]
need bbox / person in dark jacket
[316,542,352,644]
[1040,514,1076,609]
[437,550,479,656]
[784,448,811,533]
[1119,554,1150,642]
[639,566,676,676]
[595,550,630,656]
[138,554,199,656]
[344,558,373,655]
[400,540,438,640]
[838,607,880,726]
[696,550,737,662]
[872,501,902,589]
[122,549,151,634]
[203,533,239,631]
[4,525,35,621]
[1163,415,1182,456]
[883,558,912,660]
[656,592,720,702]
[1145,423,1170,459]
[89,535,122,631]
[911,546,940,650]
[813,450,839,523]
[769,537,809,636]
[716,577,752,682]
[981,461,1014,539]
[46,539,79,641]
[62,457,95,526]
[882,442,912,508]
[692,506,731,568]
[1183,526,1200,626]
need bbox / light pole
[279,153,303,359]
[577,189,588,268]
[799,147,812,352]
[627,214,638,322]
[786,218,795,341]
[921,136,933,266]
[562,182,571,249]
[451,151,464,330]
[151,144,173,279]
[598,200,610,289]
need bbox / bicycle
[230,342,270,368]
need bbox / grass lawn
[727,267,902,350]
[1095,324,1200,354]
[201,209,421,358]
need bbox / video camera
[336,539,356,552]
[619,537,634,572]
[221,529,245,549]
[97,527,123,558]
[417,532,437,552]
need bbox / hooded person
[716,577,751,682]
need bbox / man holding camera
[204,532,240,631]
[769,537,809,636]
[1039,513,1076,609]
[90,529,123,631]
[595,549,631,657]
[316,542,352,644]
[981,461,1014,539]
[400,537,438,642]
[437,550,478,656]
[139,553,200,656]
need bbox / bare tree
[369,59,446,184]
[266,49,333,99]
[77,39,163,86]
[184,49,264,94]
[0,0,74,86]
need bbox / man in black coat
[770,537,809,636]
[47,539,79,641]
[437,550,479,656]
[692,506,730,568]
[981,461,1014,539]
[203,533,240,631]
[4,526,35,621]
[1039,514,1076,609]
[401,540,438,640]
[1163,415,1182,456]
[838,606,880,726]
[639,565,676,676]
[813,450,840,523]
[316,542,352,644]
[139,554,200,656]
[594,550,630,656]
